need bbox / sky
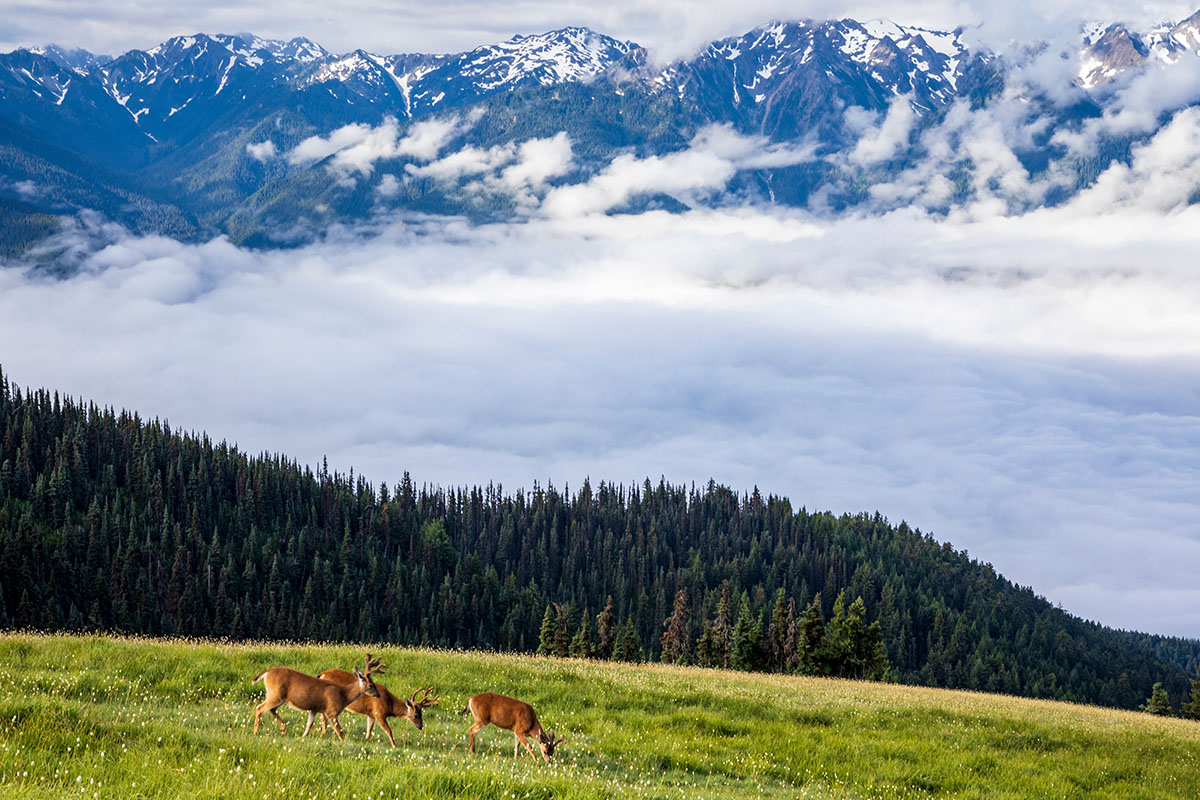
[1,1,1200,640]
[2,0,1200,62]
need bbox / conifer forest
[0,369,1197,712]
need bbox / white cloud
[539,124,813,216]
[245,139,278,161]
[848,96,916,166]
[286,114,474,178]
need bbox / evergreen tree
[537,603,556,656]
[552,603,571,658]
[695,621,718,668]
[660,589,691,665]
[729,593,763,671]
[596,596,616,660]
[797,593,825,675]
[711,583,732,668]
[784,597,800,673]
[613,616,640,662]
[1179,679,1200,721]
[569,606,594,658]
[767,588,789,672]
[1141,682,1172,716]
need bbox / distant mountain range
[3,10,1200,256]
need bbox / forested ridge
[0,368,1197,711]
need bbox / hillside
[1,370,1198,710]
[0,633,1198,799]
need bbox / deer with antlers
[252,653,385,740]
[461,692,564,763]
[317,667,439,747]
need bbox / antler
[409,686,439,708]
[364,652,387,676]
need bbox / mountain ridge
[3,10,1200,254]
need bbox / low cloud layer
[3,193,1199,638]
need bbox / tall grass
[0,633,1196,799]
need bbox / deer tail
[252,670,268,683]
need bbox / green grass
[0,634,1197,799]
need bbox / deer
[252,653,385,740]
[317,667,439,747]
[461,692,564,763]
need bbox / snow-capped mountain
[648,18,992,141]
[1079,10,1200,87]
[3,9,1200,252]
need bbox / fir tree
[596,596,616,660]
[729,593,763,671]
[660,589,691,665]
[537,604,556,656]
[569,606,594,658]
[797,593,825,675]
[1141,682,1172,715]
[1179,679,1200,721]
[552,603,571,658]
[767,588,789,672]
[613,616,640,662]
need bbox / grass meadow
[0,633,1196,799]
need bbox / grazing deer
[318,668,439,747]
[252,653,385,740]
[461,692,564,763]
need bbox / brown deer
[252,653,385,740]
[461,692,564,763]
[317,668,439,747]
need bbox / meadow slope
[0,634,1196,799]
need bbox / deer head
[403,686,440,730]
[538,728,564,761]
[356,652,386,699]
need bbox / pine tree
[537,603,556,656]
[660,589,691,665]
[784,597,800,673]
[797,593,825,675]
[695,620,717,667]
[552,604,571,658]
[712,583,732,668]
[596,596,616,660]
[767,588,788,672]
[569,606,594,658]
[729,593,763,671]
[1179,679,1200,721]
[1141,682,1172,716]
[613,616,640,662]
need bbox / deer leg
[365,715,374,740]
[468,721,486,753]
[302,710,319,738]
[378,718,397,748]
[255,699,285,734]
[330,713,345,741]
[514,731,538,760]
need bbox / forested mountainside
[0,369,1196,709]
[4,11,1200,252]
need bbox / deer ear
[353,667,364,678]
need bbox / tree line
[0,368,1198,712]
